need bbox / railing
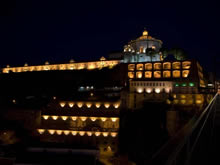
[149,93,219,165]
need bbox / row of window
[128,61,191,71]
[128,70,190,79]
[130,82,166,87]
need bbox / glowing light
[56,130,62,135]
[71,116,77,121]
[42,115,49,120]
[86,102,92,108]
[101,117,107,122]
[79,131,85,136]
[95,132,101,136]
[61,116,68,121]
[71,131,78,136]
[111,118,118,122]
[48,130,55,135]
[136,72,142,78]
[104,103,110,108]
[68,102,74,107]
[146,88,152,93]
[102,132,109,137]
[87,131,92,136]
[111,132,117,137]
[52,116,58,120]
[155,88,160,93]
[95,103,101,108]
[60,102,66,107]
[137,88,143,93]
[37,129,45,134]
[189,82,195,87]
[77,102,83,108]
[90,117,97,122]
[180,100,186,104]
[64,130,70,135]
[113,103,120,108]
[80,117,87,121]
[196,100,202,104]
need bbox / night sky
[0,0,219,73]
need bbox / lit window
[128,72,134,79]
[68,102,74,107]
[37,129,45,134]
[136,72,143,78]
[95,103,101,108]
[173,70,181,78]
[64,130,70,135]
[154,71,161,78]
[154,63,162,70]
[59,102,66,107]
[189,82,195,87]
[61,116,68,121]
[163,62,171,69]
[172,62,181,69]
[90,117,97,121]
[80,117,87,121]
[182,61,191,69]
[104,103,110,108]
[128,64,135,71]
[145,71,152,78]
[182,70,189,78]
[136,64,144,70]
[145,63,152,70]
[163,71,171,78]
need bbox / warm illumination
[111,118,118,122]
[101,117,107,122]
[182,61,191,69]
[155,88,160,93]
[86,102,92,108]
[146,88,152,93]
[95,132,101,136]
[182,70,189,78]
[95,103,101,108]
[64,130,70,135]
[87,131,92,136]
[42,115,49,120]
[79,131,85,136]
[60,102,66,107]
[136,64,143,70]
[77,102,83,108]
[143,30,148,36]
[80,117,87,121]
[113,103,120,108]
[163,71,171,78]
[145,71,152,78]
[128,64,135,71]
[154,71,161,78]
[172,62,181,69]
[163,62,171,69]
[38,129,45,134]
[71,131,78,136]
[145,63,152,70]
[154,63,161,70]
[61,116,68,121]
[102,132,109,137]
[104,103,110,108]
[137,88,143,93]
[128,72,134,79]
[48,130,56,135]
[136,72,143,78]
[111,132,117,137]
[173,70,181,78]
[71,116,77,121]
[52,116,58,120]
[68,102,74,107]
[56,130,63,135]
[90,117,97,122]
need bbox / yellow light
[77,102,83,108]
[180,100,186,104]
[111,132,117,137]
[61,116,68,121]
[146,88,152,93]
[64,130,70,135]
[111,118,118,122]
[80,116,87,121]
[102,132,109,137]
[90,117,97,122]
[196,100,202,104]
[52,116,58,120]
[48,130,55,135]
[68,102,74,107]
[56,130,62,135]
[71,131,78,136]
[95,103,101,108]
[101,117,107,122]
[136,72,142,78]
[37,129,45,134]
[87,131,92,136]
[71,116,77,121]
[79,131,85,136]
[155,88,160,93]
[60,102,66,107]
[104,103,110,108]
[86,102,92,108]
[42,115,49,120]
[137,88,143,93]
[113,103,120,109]
[95,132,101,136]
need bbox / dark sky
[0,0,219,72]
